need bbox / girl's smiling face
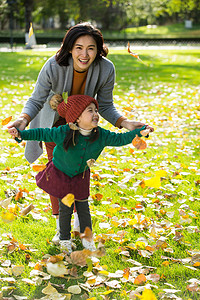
[71,35,97,72]
[77,103,99,130]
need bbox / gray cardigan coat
[22,55,123,163]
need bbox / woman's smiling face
[70,35,97,72]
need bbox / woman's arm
[7,58,55,131]
[96,58,154,131]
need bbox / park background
[0,0,200,299]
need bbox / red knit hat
[57,95,99,123]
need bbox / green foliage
[2,0,200,32]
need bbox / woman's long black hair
[56,22,108,66]
[63,127,99,151]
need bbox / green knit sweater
[18,125,145,177]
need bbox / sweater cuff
[137,125,147,137]
[115,116,127,128]
[20,113,31,125]
[15,129,23,143]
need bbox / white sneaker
[81,238,96,251]
[59,240,72,254]
[73,212,80,232]
[52,231,60,245]
[73,226,80,233]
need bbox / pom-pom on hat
[57,94,99,124]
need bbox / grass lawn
[0,48,199,299]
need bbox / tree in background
[166,0,200,23]
[0,0,9,29]
[1,0,200,33]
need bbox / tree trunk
[24,0,33,33]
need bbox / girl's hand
[8,127,20,139]
[121,119,154,132]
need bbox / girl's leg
[76,200,96,251]
[59,199,73,240]
[75,200,92,233]
[45,141,59,215]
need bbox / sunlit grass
[0,49,199,299]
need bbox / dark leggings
[59,199,92,240]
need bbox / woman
[8,22,151,243]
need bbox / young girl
[8,95,152,254]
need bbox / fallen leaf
[2,116,12,125]
[70,249,91,266]
[162,261,170,267]
[140,288,157,300]
[12,265,25,276]
[42,282,58,295]
[1,211,16,223]
[61,193,75,207]
[134,274,146,285]
[132,135,147,150]
[123,267,130,280]
[67,285,81,294]
[144,176,161,188]
[20,204,35,216]
[32,164,47,172]
[80,227,93,242]
[46,261,67,277]
[87,159,96,168]
[105,280,121,289]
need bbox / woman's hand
[49,94,63,111]
[7,117,29,131]
[8,127,20,139]
[121,119,154,132]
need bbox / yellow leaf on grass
[101,290,114,295]
[1,211,16,223]
[2,116,12,125]
[141,288,157,300]
[128,219,137,226]
[144,176,161,188]
[62,193,75,207]
[99,270,109,276]
[135,241,146,249]
[162,261,170,267]
[155,170,167,177]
